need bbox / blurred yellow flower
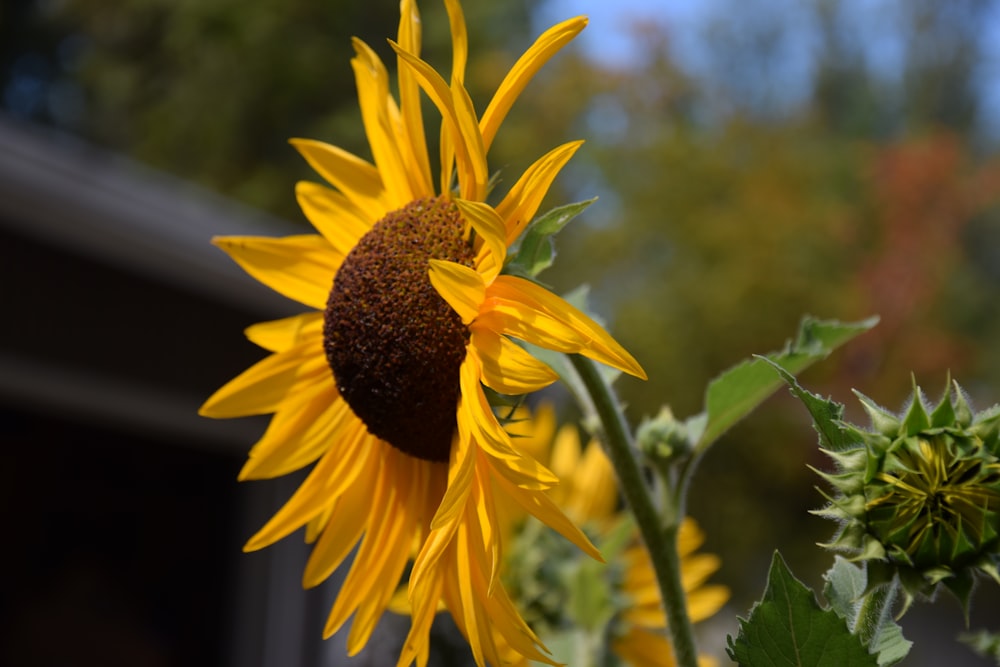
[504,405,728,667]
[199,1,644,665]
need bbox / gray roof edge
[0,114,302,316]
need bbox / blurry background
[3,0,1000,664]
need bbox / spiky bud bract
[770,363,1000,617]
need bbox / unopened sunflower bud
[637,406,691,461]
[812,380,1000,614]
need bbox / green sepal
[727,552,879,666]
[941,567,976,624]
[504,198,597,279]
[900,381,931,436]
[853,391,901,438]
[930,378,957,429]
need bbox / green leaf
[504,198,597,278]
[761,359,861,453]
[727,552,878,667]
[823,558,912,666]
[567,556,615,632]
[692,315,878,452]
[959,630,1000,664]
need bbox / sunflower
[199,1,645,665]
[502,405,728,667]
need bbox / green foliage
[505,198,597,279]
[727,552,879,667]
[772,369,1000,618]
[959,630,1000,664]
[823,558,911,666]
[691,316,878,452]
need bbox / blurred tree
[1,0,538,218]
[7,0,1000,634]
[488,2,1000,609]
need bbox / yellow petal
[450,82,488,201]
[493,472,603,562]
[428,259,485,324]
[681,553,724,591]
[429,410,476,531]
[470,328,558,394]
[444,0,468,86]
[391,43,487,200]
[212,234,338,310]
[453,522,494,667]
[290,138,387,221]
[687,584,730,623]
[295,181,372,256]
[678,517,707,556]
[395,0,434,198]
[483,274,647,379]
[244,312,323,353]
[396,569,443,667]
[458,356,559,490]
[549,424,582,484]
[301,460,376,587]
[199,340,327,418]
[350,38,415,206]
[454,198,507,283]
[244,421,372,551]
[612,627,676,667]
[479,17,587,152]
[238,388,349,481]
[325,448,414,642]
[346,473,420,653]
[496,140,583,245]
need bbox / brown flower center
[323,197,475,462]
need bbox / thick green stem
[568,355,700,667]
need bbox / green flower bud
[813,379,1000,614]
[637,406,691,462]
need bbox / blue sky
[533,0,1000,137]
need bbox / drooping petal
[493,472,603,561]
[324,447,414,643]
[301,444,381,587]
[244,420,372,551]
[396,565,443,667]
[238,388,349,481]
[458,355,560,490]
[212,235,339,310]
[295,181,373,256]
[471,327,558,394]
[244,312,323,353]
[427,259,485,324]
[345,454,426,653]
[429,403,477,532]
[454,198,507,282]
[479,17,587,152]
[290,139,387,221]
[496,140,583,244]
[481,274,647,379]
[199,339,329,418]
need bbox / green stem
[568,354,700,667]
